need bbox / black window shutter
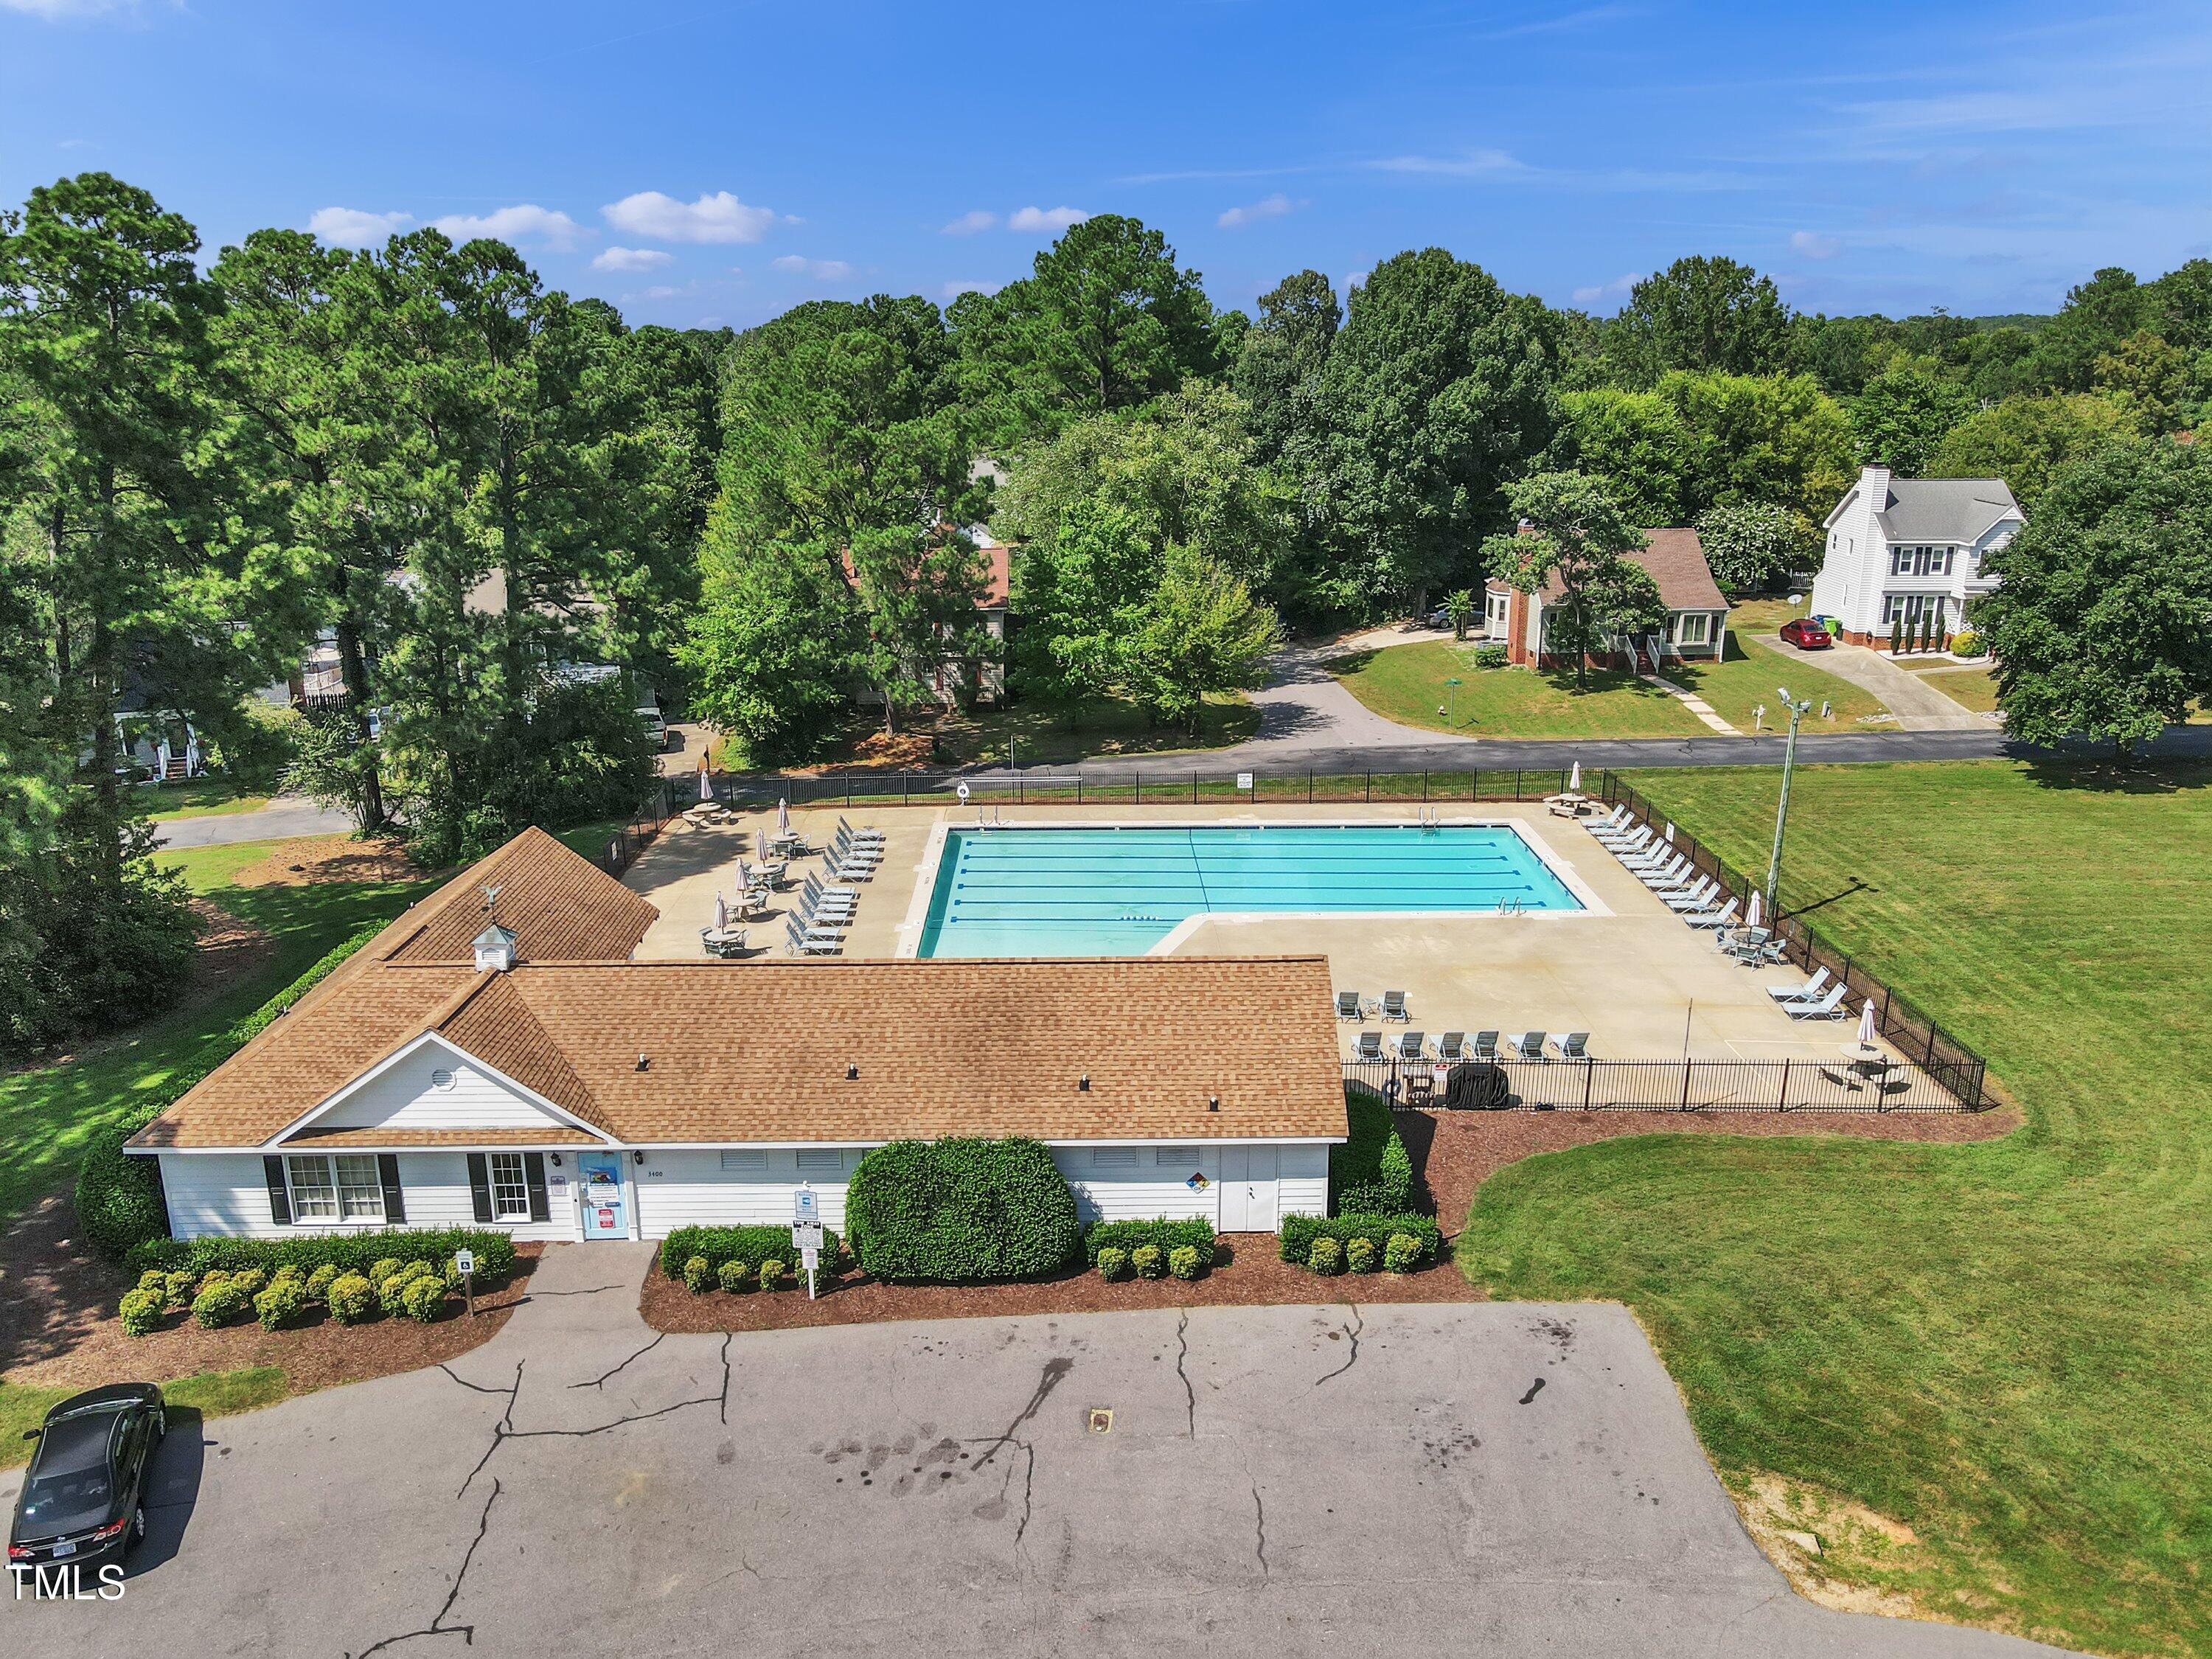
[377,1154,406,1224]
[466,1154,493,1224]
[524,1152,551,1222]
[262,1156,291,1226]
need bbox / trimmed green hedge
[75,919,391,1261]
[1279,1212,1442,1268]
[658,1224,842,1281]
[1332,1088,1414,1215]
[1082,1217,1217,1267]
[126,1227,516,1284]
[845,1137,1080,1284]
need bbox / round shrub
[1345,1237,1379,1274]
[74,1113,173,1261]
[1130,1244,1165,1280]
[254,1278,305,1331]
[1950,627,1983,658]
[163,1270,196,1309]
[192,1276,251,1329]
[682,1255,714,1293]
[1471,642,1509,669]
[377,1262,431,1318]
[716,1259,752,1293]
[136,1267,167,1295]
[367,1256,405,1287]
[1167,1245,1203,1281]
[325,1273,376,1324]
[1383,1233,1423,1275]
[1095,1247,1131,1282]
[845,1136,1081,1284]
[229,1267,268,1296]
[1308,1237,1345,1276]
[270,1263,305,1287]
[400,1275,447,1324]
[305,1263,341,1301]
[119,1287,164,1338]
[758,1259,787,1291]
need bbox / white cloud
[1571,271,1646,307]
[1,0,165,18]
[1791,229,1843,260]
[1008,205,1089,233]
[771,255,853,282]
[640,285,679,301]
[307,207,413,249]
[1369,149,1526,178]
[1344,269,1369,295]
[942,279,1001,300]
[602,189,778,245]
[592,246,674,273]
[430,204,585,251]
[1217,192,1302,229]
[942,209,998,235]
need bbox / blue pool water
[916,824,1581,957]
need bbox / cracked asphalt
[1,1244,2079,1658]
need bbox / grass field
[137,777,273,821]
[1458,761,2212,1655]
[1,1368,290,1471]
[1329,633,1885,739]
[1907,665,2004,713]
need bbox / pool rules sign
[792,1184,823,1298]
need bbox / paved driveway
[152,799,355,849]
[3,1245,2074,1658]
[1753,636,1989,731]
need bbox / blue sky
[4,0,2208,329]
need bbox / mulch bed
[0,1187,538,1393]
[231,835,422,888]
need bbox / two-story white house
[1809,465,2023,647]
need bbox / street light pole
[1764,686,1813,924]
[1444,676,1462,730]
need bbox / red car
[1778,618,1834,650]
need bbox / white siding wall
[155,1152,571,1243]
[631,1148,863,1236]
[1053,1144,1221,1225]
[315,1049,572,1134]
[1277,1144,1329,1220]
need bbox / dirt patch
[230,834,420,888]
[641,1237,1481,1333]
[0,1185,536,1394]
[1402,1102,2020,1239]
[1731,1470,1944,1622]
[185,897,278,1002]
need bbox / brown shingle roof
[373,826,657,967]
[1522,527,1728,611]
[130,827,1346,1151]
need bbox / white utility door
[1218,1146,1278,1232]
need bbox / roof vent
[1079,1073,1090,1092]
[846,1062,860,1081]
[635,1053,650,1072]
[1207,1095,1220,1113]
[472,922,518,973]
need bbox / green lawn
[0,842,432,1228]
[710,691,1261,772]
[136,777,273,821]
[1329,634,1885,739]
[1,1368,290,1470]
[1907,665,2004,714]
[1458,761,2212,1655]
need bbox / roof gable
[276,1027,613,1147]
[372,826,658,967]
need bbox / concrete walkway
[1753,636,1989,731]
[1,1242,2084,1657]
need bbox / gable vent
[430,1068,456,1091]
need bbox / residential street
[2,1244,2078,1658]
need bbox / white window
[487,1152,531,1220]
[1090,1147,1140,1168]
[719,1149,767,1173]
[1674,612,1711,646]
[286,1154,384,1223]
[1892,546,1913,575]
[796,1147,846,1174]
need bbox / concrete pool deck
[621,801,1879,1068]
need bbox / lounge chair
[785,918,843,956]
[1350,1031,1385,1062]
[1766,967,1833,1005]
[836,814,885,842]
[1596,821,1649,850]
[830,825,881,860]
[1506,1031,1547,1060]
[1388,1031,1426,1062]
[1638,855,1692,886]
[1664,878,1721,912]
[823,849,876,881]
[1682,897,1740,931]
[1784,982,1850,1020]
[1433,1030,1468,1062]
[799,880,857,914]
[1335,990,1364,1020]
[1470,1030,1501,1060]
[1551,1032,1591,1060]
[1585,805,1630,836]
[1380,990,1409,1022]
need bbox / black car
[8,1384,164,1579]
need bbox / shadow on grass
[2017,755,2212,797]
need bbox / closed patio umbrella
[1744,888,1763,931]
[714,891,728,933]
[1856,1000,1877,1049]
[698,765,712,802]
[1567,761,1582,794]
[776,797,791,838]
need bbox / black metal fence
[1593,772,1989,1110]
[1344,1054,1967,1113]
[590,776,681,878]
[713,765,1590,810]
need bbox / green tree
[1846,361,1978,474]
[1116,546,1282,732]
[679,523,860,762]
[1321,248,1562,615]
[2029,267,2151,392]
[1607,256,1792,385]
[1232,270,1349,619]
[1484,471,1665,689]
[1979,438,2212,753]
[1659,370,1855,522]
[1927,393,2137,510]
[1694,501,1801,594]
[1552,387,1689,524]
[1444,588,1475,640]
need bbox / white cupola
[472,922,519,973]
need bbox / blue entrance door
[579,1154,627,1239]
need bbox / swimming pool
[914,822,1584,957]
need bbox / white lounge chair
[1664,878,1721,912]
[1766,967,1832,1005]
[1638,854,1691,886]
[1506,1031,1547,1060]
[1380,990,1409,1022]
[1388,1031,1425,1062]
[1551,1032,1591,1060]
[835,815,885,844]
[785,919,843,956]
[1335,990,1364,1020]
[1350,1031,1385,1062]
[1785,982,1850,1020]
[1601,828,1654,859]
[830,825,881,860]
[1683,897,1739,931]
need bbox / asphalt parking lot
[2,1245,2076,1658]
